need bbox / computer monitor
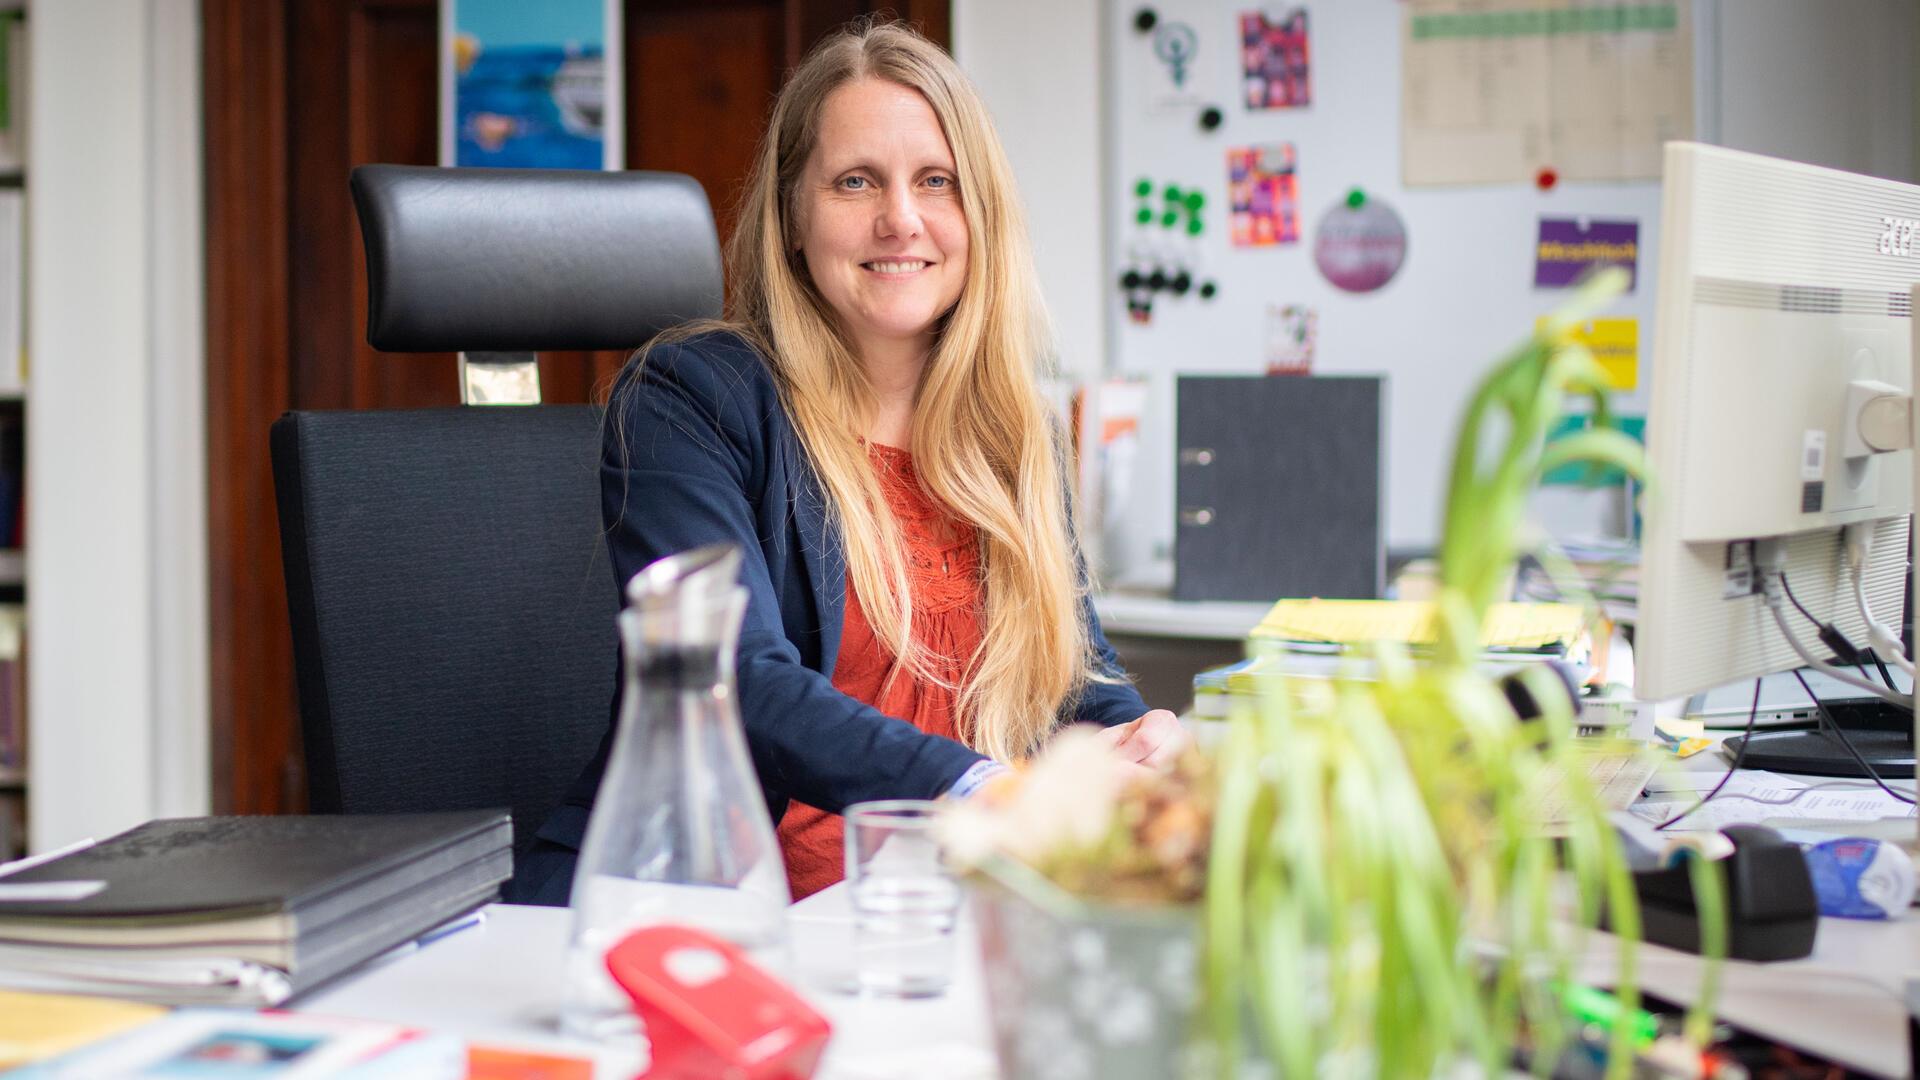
[1636,142,1918,778]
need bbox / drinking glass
[845,800,961,998]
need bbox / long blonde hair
[636,20,1106,762]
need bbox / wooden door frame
[205,0,295,813]
[202,0,949,815]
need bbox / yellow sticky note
[1538,317,1639,390]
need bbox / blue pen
[414,909,487,947]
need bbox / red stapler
[604,925,832,1080]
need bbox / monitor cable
[1841,521,1915,677]
[1789,667,1916,806]
[1778,572,1900,687]
[1765,573,1913,709]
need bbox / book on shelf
[0,811,512,1006]
[0,8,27,176]
[0,187,20,396]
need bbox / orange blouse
[776,443,984,900]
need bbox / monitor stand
[1722,699,1915,779]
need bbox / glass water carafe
[561,543,792,1042]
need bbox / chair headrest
[350,164,724,353]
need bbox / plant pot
[969,863,1204,1080]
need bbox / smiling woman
[796,78,970,433]
[514,20,1187,905]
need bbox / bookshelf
[0,2,24,861]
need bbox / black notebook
[0,812,510,1003]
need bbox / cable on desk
[1673,778,1910,809]
[1789,668,1916,806]
[1657,677,1761,830]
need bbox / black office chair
[271,165,723,860]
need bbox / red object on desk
[605,925,831,1080]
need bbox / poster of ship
[441,0,623,170]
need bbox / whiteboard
[1098,0,1914,585]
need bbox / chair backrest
[272,165,722,857]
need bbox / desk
[297,879,1917,1080]
[296,885,996,1080]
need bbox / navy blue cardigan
[515,331,1147,902]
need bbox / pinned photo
[1266,305,1318,374]
[1241,8,1311,109]
[1227,144,1300,247]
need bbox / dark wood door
[204,0,950,815]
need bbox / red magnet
[1535,167,1558,192]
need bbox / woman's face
[796,78,970,362]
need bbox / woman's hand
[1094,709,1191,770]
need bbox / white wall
[28,0,207,850]
[953,0,1109,385]
[958,0,1917,577]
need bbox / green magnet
[1163,184,1182,203]
[1186,218,1204,237]
[1346,188,1368,209]
[1161,210,1180,228]
[1185,191,1205,212]
[1136,207,1154,225]
[1134,178,1153,197]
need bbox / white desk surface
[296,884,996,1080]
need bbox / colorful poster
[1534,218,1638,290]
[1313,196,1407,294]
[442,0,622,170]
[1240,9,1311,109]
[1537,316,1639,390]
[1227,144,1300,247]
[1266,305,1317,374]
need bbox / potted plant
[942,269,1726,1079]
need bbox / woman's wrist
[945,758,1010,800]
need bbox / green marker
[1562,985,1659,1049]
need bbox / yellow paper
[1538,316,1638,390]
[1250,598,1585,651]
[0,990,165,1068]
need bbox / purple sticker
[1534,217,1638,290]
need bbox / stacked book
[0,811,511,1006]
[1192,599,1607,721]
